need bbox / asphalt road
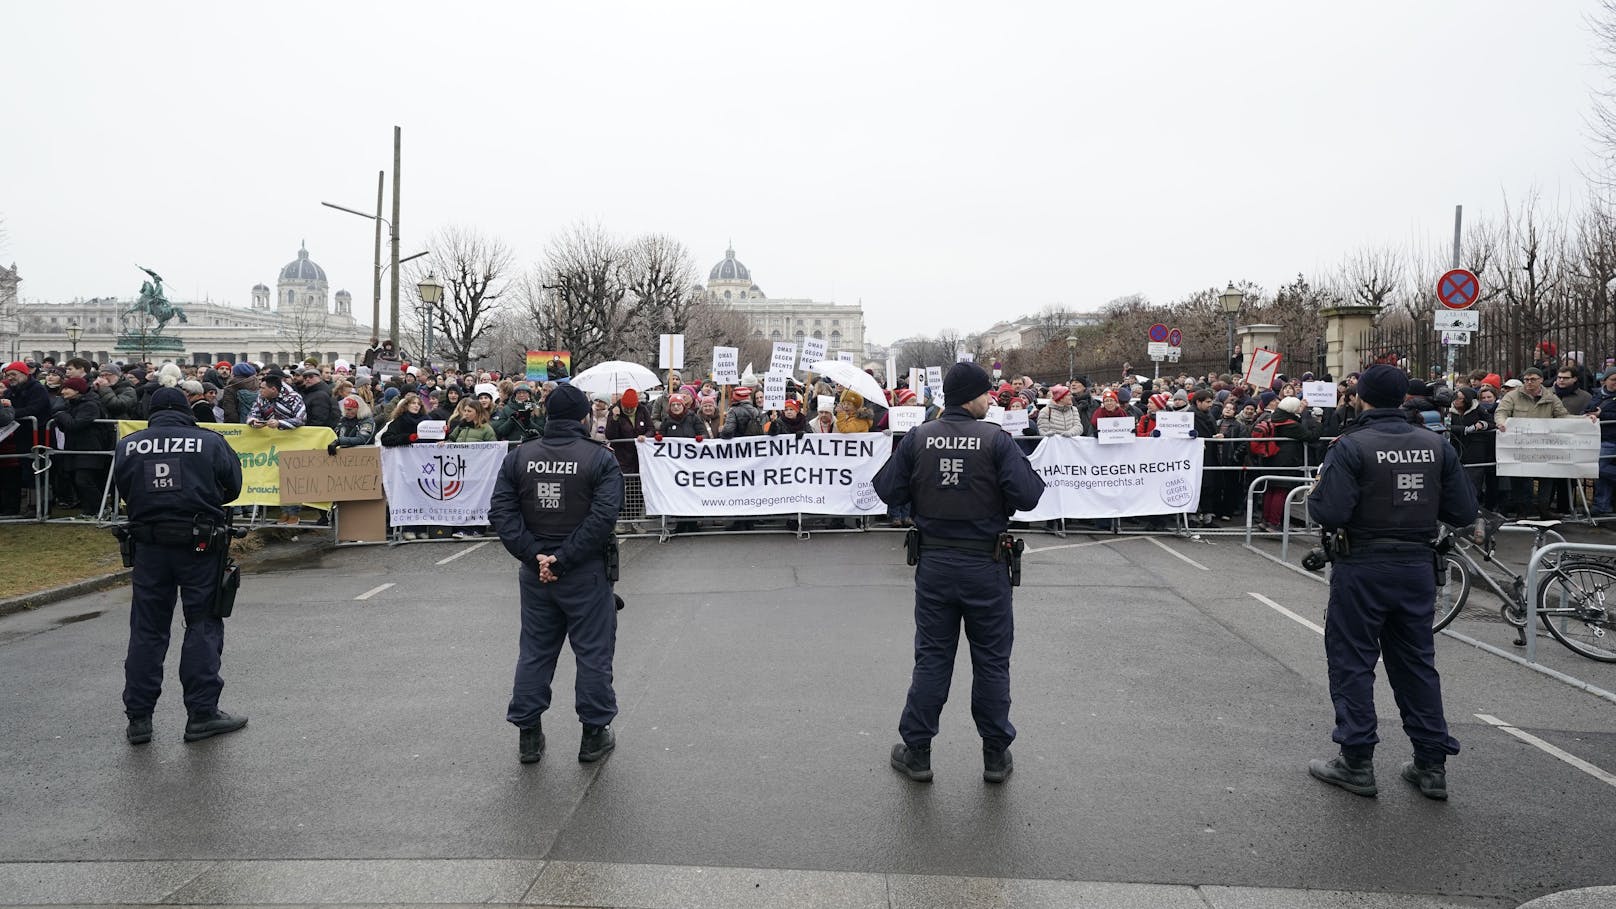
[1,525,1613,907]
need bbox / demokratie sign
[637,433,891,516]
[1012,435,1204,520]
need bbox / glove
[695,435,704,442]
[1151,429,1161,437]
[654,433,663,442]
[1187,429,1197,439]
[327,441,339,456]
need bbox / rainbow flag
[526,350,571,382]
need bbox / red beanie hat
[1050,384,1070,402]
[3,361,30,376]
[1149,393,1170,410]
[620,388,639,410]
[894,388,917,406]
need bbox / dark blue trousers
[1325,556,1460,764]
[123,544,225,718]
[507,560,618,729]
[900,549,1016,750]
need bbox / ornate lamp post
[1066,334,1078,385]
[66,319,82,360]
[1218,283,1245,374]
[415,272,445,370]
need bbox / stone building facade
[709,244,866,356]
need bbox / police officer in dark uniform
[1306,364,1477,800]
[113,386,246,745]
[873,361,1045,783]
[488,382,624,765]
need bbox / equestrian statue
[125,265,188,333]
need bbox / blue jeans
[1594,440,1616,513]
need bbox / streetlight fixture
[1218,282,1245,374]
[1065,334,1078,385]
[66,319,82,359]
[415,272,445,369]
[319,125,404,345]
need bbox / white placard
[1496,417,1600,479]
[1434,310,1479,332]
[800,337,828,371]
[381,441,506,525]
[1244,348,1282,390]
[1153,410,1193,439]
[985,405,1006,424]
[908,368,923,397]
[637,434,892,516]
[837,351,856,363]
[770,342,797,376]
[763,374,787,410]
[658,334,685,370]
[926,367,943,393]
[817,394,835,415]
[1000,409,1031,435]
[415,419,447,441]
[1095,416,1136,444]
[1303,381,1337,410]
[887,406,925,432]
[711,346,739,385]
[1012,436,1204,520]
[956,350,974,363]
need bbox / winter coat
[2,375,52,428]
[379,410,425,446]
[604,403,652,473]
[1451,403,1496,466]
[96,378,141,420]
[767,410,810,436]
[493,400,544,442]
[722,400,765,438]
[659,408,705,439]
[333,407,377,448]
[1496,388,1570,425]
[1259,411,1318,469]
[52,393,109,471]
[1038,402,1084,437]
[302,380,339,429]
[1553,384,1592,417]
[446,420,498,443]
[221,376,259,423]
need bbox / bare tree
[1032,303,1078,345]
[1485,190,1568,367]
[282,302,333,362]
[624,233,701,332]
[408,225,513,372]
[522,222,629,369]
[1334,245,1404,309]
[1587,0,1616,200]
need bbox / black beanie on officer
[942,361,993,407]
[545,383,589,422]
[149,387,192,414]
[1355,364,1409,409]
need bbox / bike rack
[1243,474,1314,547]
[1522,541,1616,663]
[1279,481,1317,562]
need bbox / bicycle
[1434,511,1616,662]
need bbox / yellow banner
[116,421,337,507]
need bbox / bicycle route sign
[1436,268,1480,310]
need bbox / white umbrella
[810,359,887,406]
[570,360,663,395]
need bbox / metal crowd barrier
[0,417,45,524]
[1521,541,1616,663]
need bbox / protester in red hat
[1039,384,1084,437]
[1091,388,1130,432]
[767,396,809,436]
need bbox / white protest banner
[1303,381,1337,411]
[926,367,943,396]
[1496,417,1601,479]
[636,434,892,516]
[1244,348,1282,390]
[1153,411,1193,439]
[712,346,739,385]
[1095,416,1135,444]
[887,406,925,433]
[837,351,856,364]
[817,394,835,415]
[800,337,827,371]
[1000,409,1031,435]
[770,342,797,376]
[985,405,1006,424]
[416,419,447,441]
[381,442,506,526]
[763,374,787,410]
[1013,435,1204,520]
[658,334,685,370]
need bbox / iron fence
[1360,305,1616,379]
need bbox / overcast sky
[0,1,1601,344]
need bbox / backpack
[1249,417,1279,458]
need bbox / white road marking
[354,583,395,601]
[1248,592,1325,636]
[1475,714,1616,789]
[436,540,490,565]
[1024,536,1150,555]
[1148,536,1209,571]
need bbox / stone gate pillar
[1237,323,1281,374]
[1318,305,1382,379]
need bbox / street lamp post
[317,126,404,345]
[66,319,82,360]
[1066,334,1078,385]
[416,272,445,371]
[1218,282,1245,375]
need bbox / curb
[0,569,132,617]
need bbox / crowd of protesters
[3,337,1614,533]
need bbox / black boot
[983,745,1013,783]
[184,709,248,743]
[1400,759,1448,800]
[579,724,615,762]
[518,722,545,764]
[890,742,933,782]
[126,715,152,745]
[1308,753,1377,796]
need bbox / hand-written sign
[770,342,798,376]
[887,406,925,432]
[712,347,739,385]
[1496,417,1600,479]
[277,447,383,502]
[763,374,787,410]
[800,337,828,372]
